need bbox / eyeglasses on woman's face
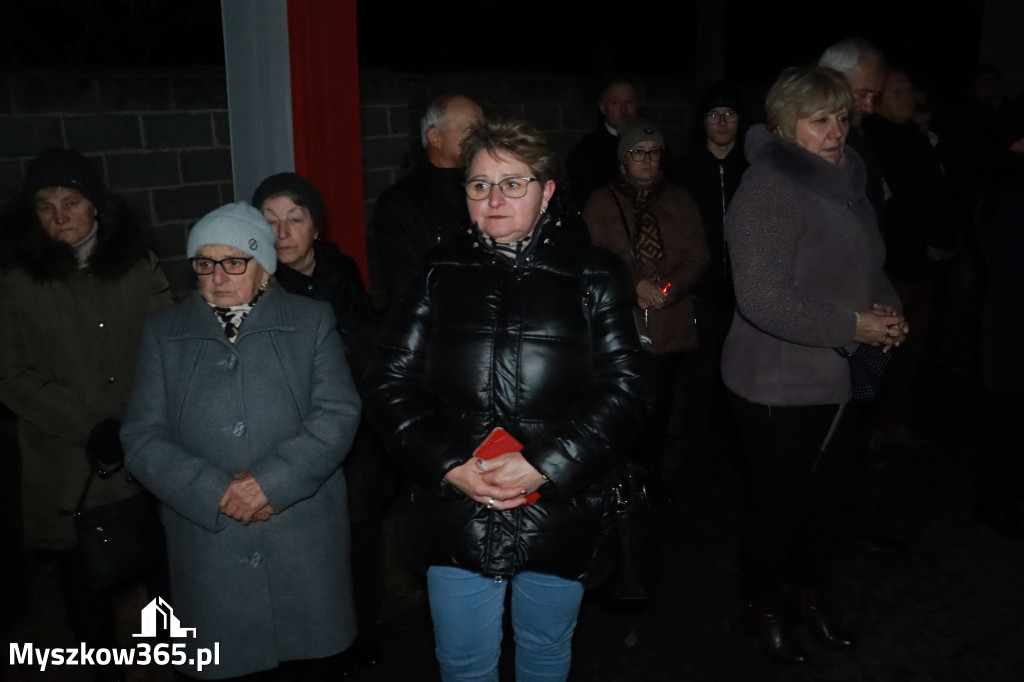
[189,256,255,276]
[465,177,539,201]
[627,148,663,163]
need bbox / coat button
[248,551,263,567]
[232,422,246,436]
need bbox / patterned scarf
[616,175,665,266]
[208,288,265,342]
[486,232,534,260]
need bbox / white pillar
[220,0,295,204]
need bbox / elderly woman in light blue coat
[121,202,361,680]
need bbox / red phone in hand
[474,427,540,504]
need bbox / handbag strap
[74,470,97,517]
[607,188,637,269]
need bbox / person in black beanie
[674,82,750,477]
[0,148,172,682]
[252,171,396,675]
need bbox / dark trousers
[350,514,385,648]
[688,301,735,449]
[52,547,169,682]
[54,548,118,650]
[730,393,858,602]
[635,350,684,471]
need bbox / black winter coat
[372,161,469,304]
[365,197,647,581]
[274,240,396,522]
[675,144,748,307]
[863,115,959,282]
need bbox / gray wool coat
[121,286,361,679]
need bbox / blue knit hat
[187,202,277,275]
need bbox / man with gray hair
[819,38,888,222]
[373,94,484,304]
[818,38,908,557]
[818,38,887,128]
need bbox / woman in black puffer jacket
[366,118,646,682]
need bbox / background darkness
[0,1,1002,103]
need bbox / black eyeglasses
[465,177,539,201]
[190,256,255,276]
[627,148,664,162]
[705,111,739,125]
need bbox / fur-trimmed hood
[743,123,867,206]
[0,195,150,281]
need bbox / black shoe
[789,586,856,650]
[744,600,809,664]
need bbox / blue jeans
[426,566,585,682]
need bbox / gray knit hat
[617,118,665,160]
[187,202,277,275]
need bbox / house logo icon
[132,597,197,638]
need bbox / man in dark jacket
[372,93,484,306]
[565,76,640,211]
[864,68,958,449]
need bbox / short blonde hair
[460,118,560,184]
[765,66,854,140]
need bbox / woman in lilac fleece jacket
[721,66,906,664]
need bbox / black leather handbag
[603,461,657,601]
[836,343,896,403]
[73,469,166,591]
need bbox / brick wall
[2,68,720,303]
[0,68,233,297]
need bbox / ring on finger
[487,498,495,509]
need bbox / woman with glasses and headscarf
[121,202,362,681]
[366,118,646,682]
[583,117,710,493]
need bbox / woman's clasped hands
[219,471,275,524]
[854,302,909,352]
[444,452,546,511]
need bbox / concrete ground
[3,357,1024,682]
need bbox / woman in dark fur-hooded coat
[0,148,172,552]
[0,148,171,681]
